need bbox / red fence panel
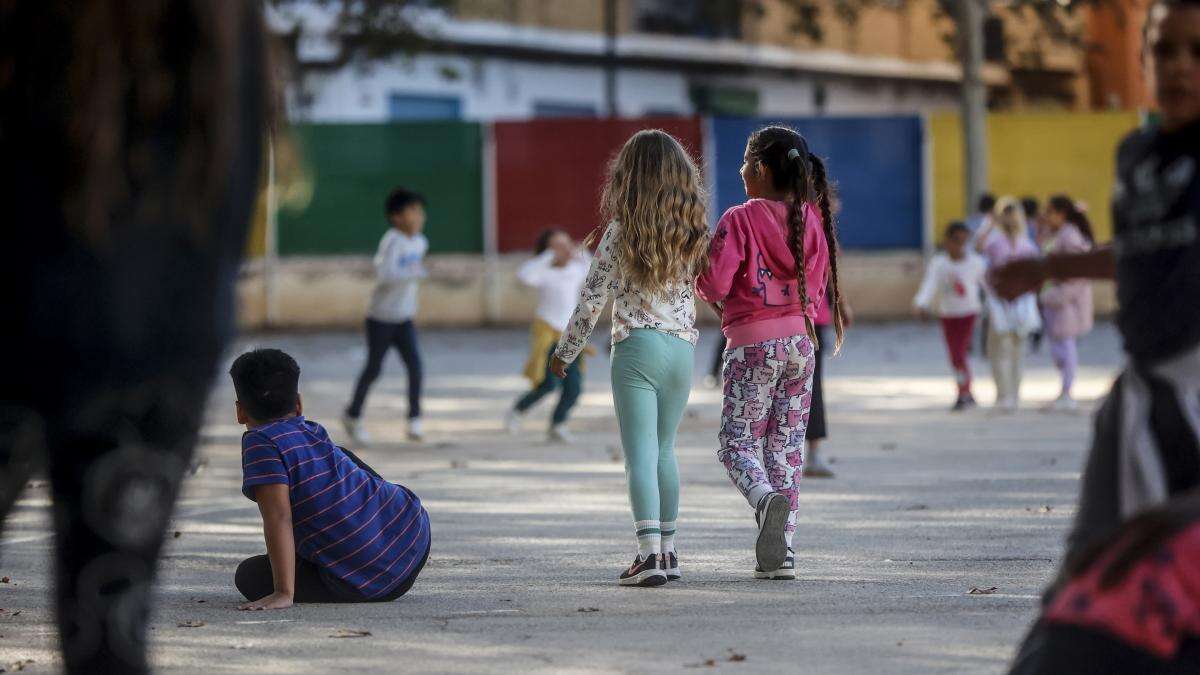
[494,117,705,253]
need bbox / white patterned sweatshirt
[553,221,699,364]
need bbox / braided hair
[746,126,846,352]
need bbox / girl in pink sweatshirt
[696,126,845,580]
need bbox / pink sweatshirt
[697,199,830,348]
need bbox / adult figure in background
[1038,195,1095,411]
[0,3,268,672]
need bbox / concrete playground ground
[0,322,1126,673]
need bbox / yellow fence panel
[930,111,1140,245]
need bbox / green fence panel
[279,123,483,255]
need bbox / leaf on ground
[1,659,35,672]
[577,607,600,613]
[10,612,18,617]
[967,586,998,595]
[727,651,747,662]
[684,659,718,668]
[450,460,468,470]
[177,620,206,628]
[880,442,898,451]
[0,577,9,584]
[173,531,182,538]
[903,504,929,511]
[329,629,372,638]
[1038,505,1053,513]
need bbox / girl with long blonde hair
[551,129,709,587]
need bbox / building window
[634,0,742,40]
[533,101,598,118]
[689,85,758,116]
[387,93,462,121]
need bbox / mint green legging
[610,329,694,526]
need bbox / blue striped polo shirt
[241,416,430,599]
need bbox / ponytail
[809,155,845,353]
[1049,194,1095,244]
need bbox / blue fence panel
[712,116,924,249]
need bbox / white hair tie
[787,148,801,161]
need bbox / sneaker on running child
[548,424,574,444]
[754,548,796,580]
[618,553,667,587]
[504,408,523,435]
[407,417,424,442]
[342,413,370,447]
[754,493,790,572]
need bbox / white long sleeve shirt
[367,229,428,322]
[554,221,699,364]
[517,250,591,332]
[912,252,986,318]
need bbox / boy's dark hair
[977,193,996,213]
[1020,196,1039,219]
[534,228,567,255]
[229,349,301,422]
[384,187,425,217]
[945,221,970,239]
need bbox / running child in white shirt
[506,229,592,443]
[914,221,988,411]
[343,187,428,444]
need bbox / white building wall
[291,53,961,123]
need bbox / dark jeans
[235,544,429,604]
[1010,623,1200,675]
[234,446,428,603]
[515,348,582,426]
[347,318,423,420]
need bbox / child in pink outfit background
[1038,195,1095,410]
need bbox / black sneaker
[951,393,978,412]
[755,493,790,573]
[754,548,796,580]
[619,554,667,587]
[662,551,681,581]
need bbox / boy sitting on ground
[230,348,430,609]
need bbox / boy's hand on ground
[238,591,294,611]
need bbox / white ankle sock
[635,520,661,560]
[660,521,677,554]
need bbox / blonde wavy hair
[596,129,710,294]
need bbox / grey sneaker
[548,424,574,444]
[505,408,523,435]
[407,417,424,442]
[754,548,796,580]
[342,414,370,447]
[663,551,681,581]
[754,493,790,573]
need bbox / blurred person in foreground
[999,1,1200,671]
[0,2,268,672]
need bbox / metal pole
[604,0,617,118]
[265,135,279,328]
[958,0,989,214]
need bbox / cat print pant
[718,333,815,547]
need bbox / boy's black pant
[347,318,422,419]
[235,447,429,603]
[235,545,429,604]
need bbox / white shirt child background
[367,229,428,323]
[517,249,592,332]
[912,252,987,318]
